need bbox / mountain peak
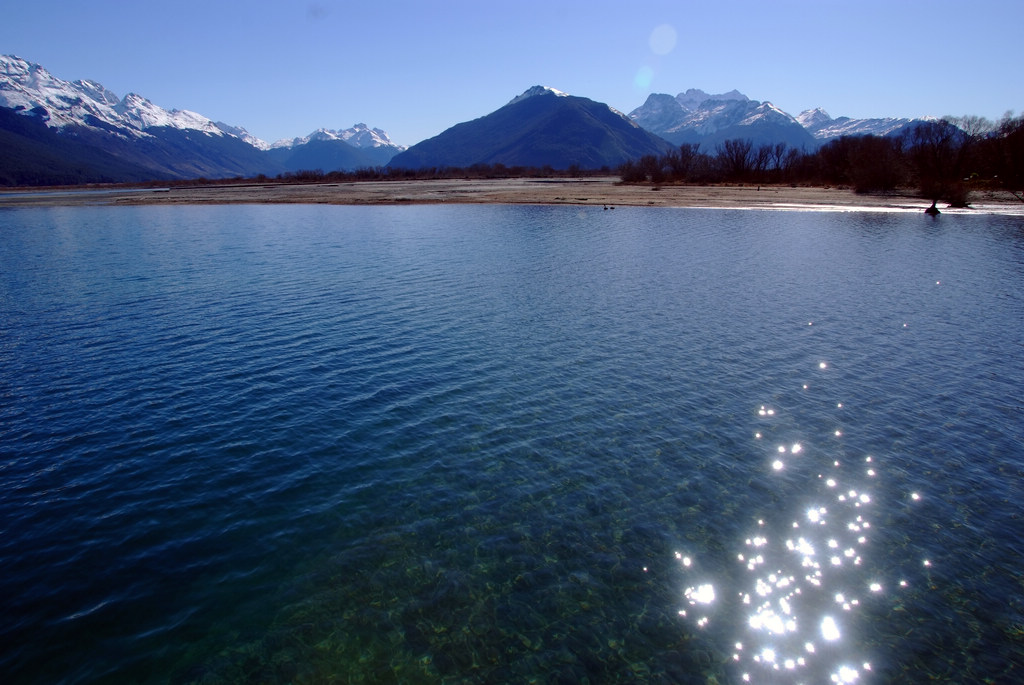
[630,89,815,150]
[391,86,672,170]
[269,124,405,151]
[507,85,570,106]
[796,107,832,128]
[676,88,748,112]
[338,123,405,150]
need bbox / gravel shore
[2,177,1021,213]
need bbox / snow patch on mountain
[631,85,926,149]
[630,89,769,134]
[115,93,222,134]
[214,121,271,150]
[338,123,405,149]
[676,88,749,112]
[664,99,799,135]
[507,85,634,126]
[797,107,916,139]
[1,54,134,135]
[1,55,410,155]
[796,107,832,129]
[739,101,795,127]
[270,123,406,151]
[0,54,269,146]
[507,85,569,106]
[70,79,120,107]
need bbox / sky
[2,0,1020,147]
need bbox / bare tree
[770,143,789,172]
[753,144,773,178]
[664,143,702,181]
[716,139,754,181]
[993,113,1024,202]
[906,120,969,206]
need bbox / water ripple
[1,205,1022,682]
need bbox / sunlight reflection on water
[675,360,930,684]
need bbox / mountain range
[627,88,918,150]
[0,55,405,185]
[794,107,917,140]
[1,55,928,186]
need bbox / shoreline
[1,177,1022,214]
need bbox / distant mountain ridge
[1,54,936,186]
[795,107,918,140]
[268,123,406,169]
[629,90,817,151]
[629,89,924,150]
[0,55,405,184]
[0,54,264,146]
[388,86,675,170]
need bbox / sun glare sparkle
[685,583,716,604]
[833,665,860,682]
[821,616,841,641]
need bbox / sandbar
[1,177,1021,213]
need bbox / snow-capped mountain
[794,107,832,132]
[0,54,266,146]
[267,124,406,169]
[675,88,748,112]
[338,123,405,150]
[627,89,750,134]
[506,85,570,107]
[796,108,917,140]
[0,55,406,184]
[507,85,633,123]
[212,121,272,151]
[388,85,674,170]
[628,89,927,150]
[630,90,816,150]
[271,123,404,152]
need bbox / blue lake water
[1,203,1022,683]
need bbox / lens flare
[649,24,677,55]
[633,65,654,90]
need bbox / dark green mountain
[388,86,675,170]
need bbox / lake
[1,203,1022,683]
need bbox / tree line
[618,114,1024,206]
[230,162,610,185]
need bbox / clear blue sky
[2,0,1020,146]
